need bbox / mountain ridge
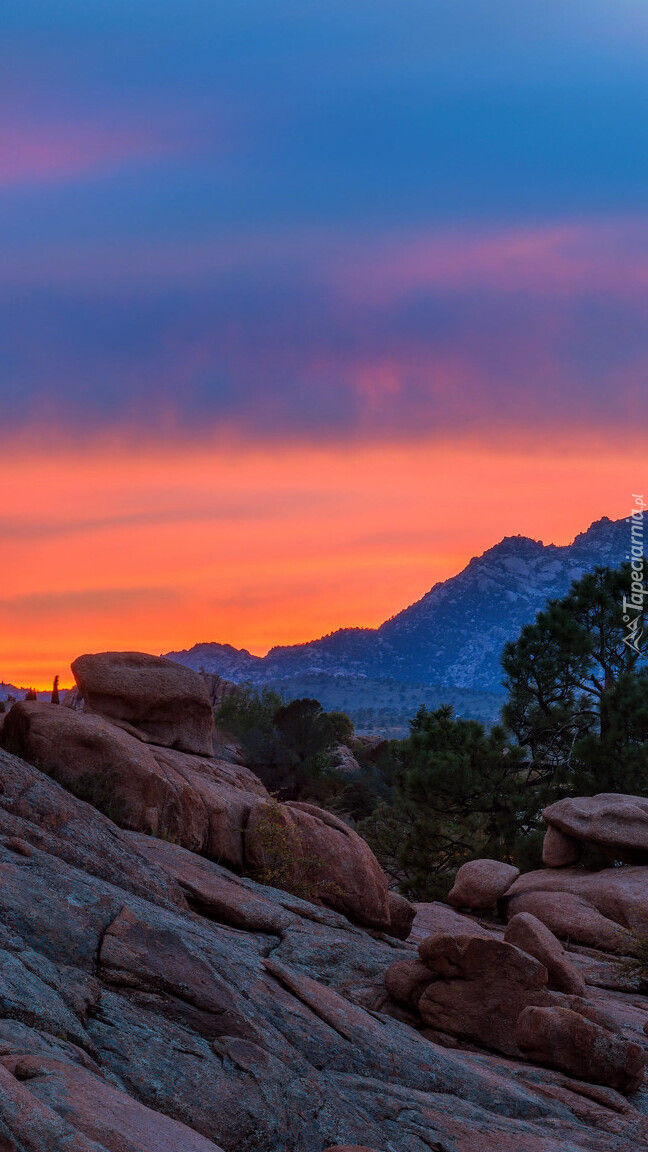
[166,515,634,704]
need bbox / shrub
[250,799,342,906]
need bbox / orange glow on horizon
[2,433,642,689]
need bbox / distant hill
[165,515,638,731]
[0,684,54,704]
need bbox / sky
[2,0,647,687]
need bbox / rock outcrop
[1,660,390,930]
[543,794,648,866]
[515,1005,645,1093]
[4,660,648,1149]
[448,858,520,910]
[504,912,586,995]
[385,926,646,1093]
[417,934,554,1056]
[0,742,646,1147]
[2,701,210,848]
[71,650,215,755]
[503,866,648,953]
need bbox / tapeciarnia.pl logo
[623,494,646,654]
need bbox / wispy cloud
[0,118,181,187]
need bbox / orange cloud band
[1,432,641,688]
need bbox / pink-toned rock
[417,934,553,1055]
[245,801,390,929]
[324,1147,382,1151]
[504,867,648,953]
[0,1061,105,1151]
[515,1006,645,1093]
[542,824,580,867]
[2,701,208,849]
[99,906,262,1044]
[543,794,648,863]
[387,892,416,940]
[504,912,586,995]
[384,957,433,1008]
[1,703,388,929]
[72,651,215,756]
[127,832,291,935]
[149,745,268,869]
[409,902,493,946]
[1,1055,226,1151]
[448,859,520,910]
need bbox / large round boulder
[245,801,391,929]
[543,794,648,864]
[72,651,215,756]
[448,859,520,911]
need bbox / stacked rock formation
[2,652,397,933]
[385,926,643,1091]
[444,797,648,955]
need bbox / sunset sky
[2,1,647,687]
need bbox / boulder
[72,651,215,756]
[245,801,391,929]
[417,934,553,1055]
[504,912,586,995]
[387,892,416,940]
[543,794,648,864]
[409,902,493,945]
[1,701,208,848]
[324,1147,382,1151]
[448,859,520,911]
[515,1006,645,1093]
[542,824,580,867]
[503,867,648,953]
[384,958,433,1009]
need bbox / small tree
[502,564,648,800]
[361,705,525,900]
[51,675,60,705]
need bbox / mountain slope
[166,515,636,699]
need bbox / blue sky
[3,1,648,684]
[2,0,648,439]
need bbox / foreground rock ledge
[0,746,647,1149]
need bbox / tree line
[217,563,648,899]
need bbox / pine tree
[502,563,648,799]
